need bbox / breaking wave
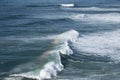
[4,29,120,80]
[70,13,120,23]
[72,29,120,63]
[60,3,74,7]
[32,12,120,24]
[4,30,79,80]
[62,7,120,12]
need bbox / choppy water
[0,0,120,80]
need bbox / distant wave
[26,3,75,8]
[4,29,120,80]
[70,13,120,23]
[62,7,120,12]
[32,12,120,23]
[60,3,74,7]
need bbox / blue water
[0,0,120,80]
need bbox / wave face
[4,30,79,80]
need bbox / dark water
[0,0,120,80]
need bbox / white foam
[63,7,120,11]
[70,13,120,23]
[10,62,63,80]
[60,4,74,7]
[54,30,79,42]
[72,29,120,63]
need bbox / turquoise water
[0,0,120,80]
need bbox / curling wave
[4,29,120,80]
[4,30,79,80]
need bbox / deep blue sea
[0,0,120,80]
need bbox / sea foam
[70,13,120,23]
[60,3,74,7]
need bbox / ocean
[0,0,120,80]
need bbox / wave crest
[60,3,74,7]
[5,30,79,80]
[70,13,120,23]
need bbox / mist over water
[0,0,120,80]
